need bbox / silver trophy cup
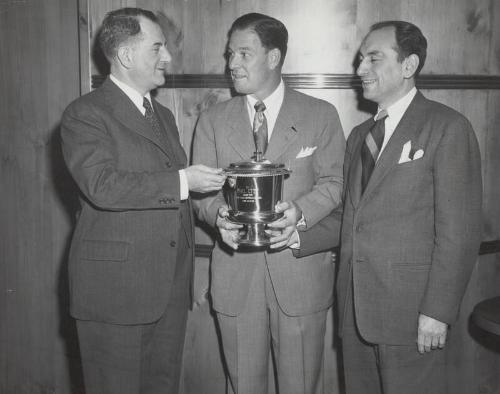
[224,160,291,246]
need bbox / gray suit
[61,77,193,394]
[298,91,482,394]
[192,87,345,393]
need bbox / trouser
[342,287,447,394]
[217,258,328,394]
[76,233,191,394]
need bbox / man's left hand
[267,201,302,249]
[417,314,448,354]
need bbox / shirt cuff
[289,229,301,249]
[179,169,189,200]
[296,213,307,231]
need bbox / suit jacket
[334,91,482,345]
[192,87,345,316]
[61,77,194,325]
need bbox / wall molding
[92,73,500,90]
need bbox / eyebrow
[359,49,383,58]
[228,45,253,52]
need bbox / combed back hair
[98,7,158,61]
[370,20,427,75]
[229,13,288,66]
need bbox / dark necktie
[253,101,268,158]
[361,110,388,193]
[143,97,163,140]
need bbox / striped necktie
[143,97,163,141]
[361,110,388,193]
[253,101,268,158]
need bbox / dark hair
[229,13,288,66]
[98,7,158,61]
[370,20,427,75]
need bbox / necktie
[143,97,164,141]
[253,101,268,159]
[361,110,388,193]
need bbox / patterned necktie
[143,97,164,140]
[253,101,268,158]
[361,109,388,193]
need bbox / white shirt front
[246,79,285,140]
[109,74,188,200]
[110,74,152,115]
[377,87,418,159]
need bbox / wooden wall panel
[84,0,499,76]
[0,0,81,393]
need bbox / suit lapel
[348,122,373,208]
[102,78,175,159]
[360,92,427,201]
[152,98,187,165]
[227,97,255,160]
[264,88,299,162]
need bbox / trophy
[223,138,290,246]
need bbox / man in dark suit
[294,20,482,394]
[60,8,225,394]
[192,13,345,394]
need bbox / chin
[362,89,377,102]
[155,77,165,87]
[232,80,250,94]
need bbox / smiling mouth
[231,74,246,80]
[361,79,377,87]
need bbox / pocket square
[398,141,424,164]
[296,146,317,159]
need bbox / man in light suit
[61,8,225,394]
[296,20,482,394]
[192,13,345,394]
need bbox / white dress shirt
[110,74,189,200]
[377,87,418,160]
[246,79,285,140]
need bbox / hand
[267,201,302,249]
[417,314,448,354]
[185,164,226,193]
[216,205,242,250]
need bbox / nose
[228,54,239,70]
[357,58,368,76]
[160,45,172,63]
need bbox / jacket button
[170,241,176,247]
[356,224,363,232]
[165,161,172,168]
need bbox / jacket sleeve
[294,101,345,227]
[292,207,342,258]
[419,115,482,325]
[191,109,226,227]
[61,101,182,211]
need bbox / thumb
[274,201,289,213]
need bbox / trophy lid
[224,159,290,177]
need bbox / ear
[267,48,281,70]
[116,45,134,69]
[402,54,419,79]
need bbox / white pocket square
[398,140,424,164]
[296,146,317,159]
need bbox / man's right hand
[185,164,226,193]
[216,205,242,250]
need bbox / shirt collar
[110,74,152,115]
[377,87,417,124]
[246,79,285,112]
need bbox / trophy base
[232,222,272,247]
